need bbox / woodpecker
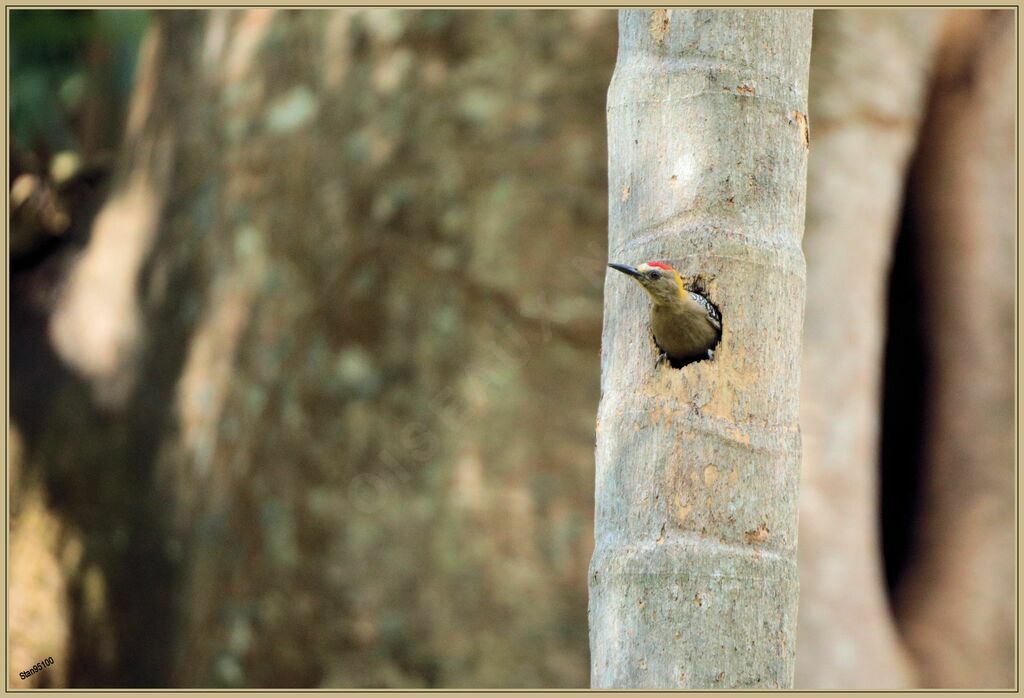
[608,261,721,367]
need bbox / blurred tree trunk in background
[895,10,1015,688]
[37,9,616,687]
[13,13,204,687]
[590,9,811,688]
[796,9,942,689]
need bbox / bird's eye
[649,270,662,280]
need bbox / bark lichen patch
[744,522,770,544]
[791,110,810,148]
[648,9,670,45]
[674,497,693,526]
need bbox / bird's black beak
[608,262,642,278]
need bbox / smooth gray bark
[590,9,812,689]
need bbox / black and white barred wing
[689,291,722,331]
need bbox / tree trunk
[795,9,942,688]
[894,10,1016,687]
[40,8,617,688]
[590,9,812,689]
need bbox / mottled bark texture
[796,9,942,689]
[32,9,616,687]
[590,9,811,689]
[894,10,1016,688]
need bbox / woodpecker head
[608,261,685,306]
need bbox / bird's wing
[689,292,722,330]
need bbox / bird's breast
[650,304,718,361]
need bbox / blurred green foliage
[10,10,148,152]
